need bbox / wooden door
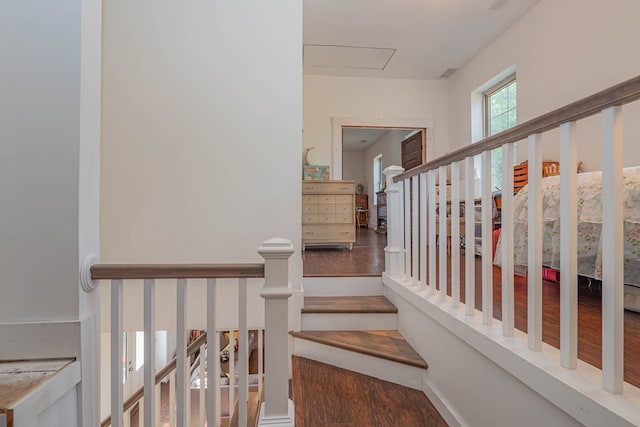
[401,131,423,170]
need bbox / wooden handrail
[100,332,208,427]
[91,263,265,280]
[394,74,640,182]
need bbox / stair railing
[100,333,206,427]
[84,237,294,427]
[383,76,640,422]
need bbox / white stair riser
[293,337,426,390]
[303,277,384,296]
[301,313,397,331]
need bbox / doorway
[302,124,429,277]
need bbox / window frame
[482,74,517,190]
[483,74,517,138]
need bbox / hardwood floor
[292,356,447,427]
[303,234,640,389]
[291,330,428,369]
[302,228,386,277]
[302,296,397,314]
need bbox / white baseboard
[0,320,80,360]
[422,376,466,427]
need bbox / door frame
[330,117,435,180]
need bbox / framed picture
[303,165,330,181]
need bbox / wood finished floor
[302,228,386,277]
[302,234,640,389]
[291,330,427,369]
[302,295,397,313]
[292,356,447,427]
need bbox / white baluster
[419,172,428,289]
[199,343,206,427]
[228,329,235,420]
[428,170,437,296]
[138,399,144,427]
[111,279,124,427]
[439,166,448,302]
[239,278,248,427]
[465,157,476,316]
[412,176,419,285]
[169,371,176,426]
[144,279,155,427]
[481,150,493,325]
[404,179,411,281]
[258,328,264,397]
[528,134,543,350]
[451,161,461,308]
[176,279,188,427]
[560,122,578,369]
[501,143,515,337]
[257,238,295,426]
[123,408,130,427]
[155,382,161,427]
[383,166,406,278]
[206,279,220,427]
[601,106,624,393]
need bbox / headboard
[513,160,561,193]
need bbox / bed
[493,166,640,312]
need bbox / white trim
[331,117,435,180]
[422,377,466,427]
[383,273,640,427]
[0,321,80,360]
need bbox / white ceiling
[343,128,415,152]
[303,0,540,79]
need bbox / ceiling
[303,0,540,79]
[343,128,415,152]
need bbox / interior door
[124,331,145,399]
[401,131,423,170]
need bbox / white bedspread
[494,166,640,289]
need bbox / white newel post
[383,166,405,278]
[258,238,295,427]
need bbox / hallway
[302,228,386,277]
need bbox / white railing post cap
[258,238,294,259]
[80,253,100,293]
[383,165,404,177]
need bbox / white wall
[342,150,366,185]
[0,0,81,322]
[1,2,102,424]
[448,0,640,172]
[101,1,302,329]
[386,284,584,427]
[303,75,449,168]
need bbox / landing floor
[292,356,447,427]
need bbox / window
[373,154,383,199]
[484,76,517,190]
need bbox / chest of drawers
[302,180,355,251]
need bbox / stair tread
[302,296,397,314]
[291,330,428,369]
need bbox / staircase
[291,277,428,390]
